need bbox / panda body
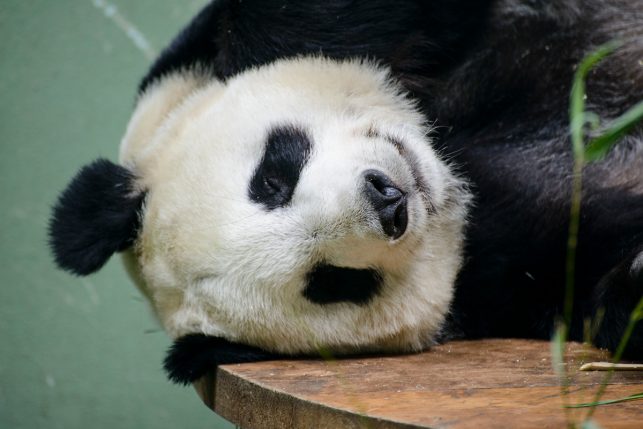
[50,0,643,384]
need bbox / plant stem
[562,41,620,427]
[585,297,643,420]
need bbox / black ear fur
[49,158,145,276]
[164,334,278,385]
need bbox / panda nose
[363,170,408,239]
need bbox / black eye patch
[249,126,312,210]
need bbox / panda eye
[249,126,312,210]
[262,176,284,195]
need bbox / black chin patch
[303,264,383,305]
[163,334,278,385]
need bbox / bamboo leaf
[585,101,643,162]
[630,295,643,323]
[584,112,601,131]
[567,392,643,408]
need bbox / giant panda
[49,0,642,385]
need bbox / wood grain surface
[194,339,643,428]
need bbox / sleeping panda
[49,0,642,384]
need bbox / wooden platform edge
[192,339,643,429]
[196,368,426,429]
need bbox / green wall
[0,1,233,428]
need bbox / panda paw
[592,248,643,359]
[163,334,278,385]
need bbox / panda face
[120,57,470,355]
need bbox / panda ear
[49,158,145,276]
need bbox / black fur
[164,334,278,385]
[304,264,383,305]
[418,3,643,357]
[49,159,144,275]
[591,247,643,358]
[140,0,642,363]
[249,125,312,210]
[139,0,492,91]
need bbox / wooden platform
[194,339,643,428]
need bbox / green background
[0,1,233,428]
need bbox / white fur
[120,57,470,354]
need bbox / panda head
[50,57,470,382]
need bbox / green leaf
[584,112,601,131]
[585,100,643,162]
[567,392,643,408]
[630,296,643,323]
